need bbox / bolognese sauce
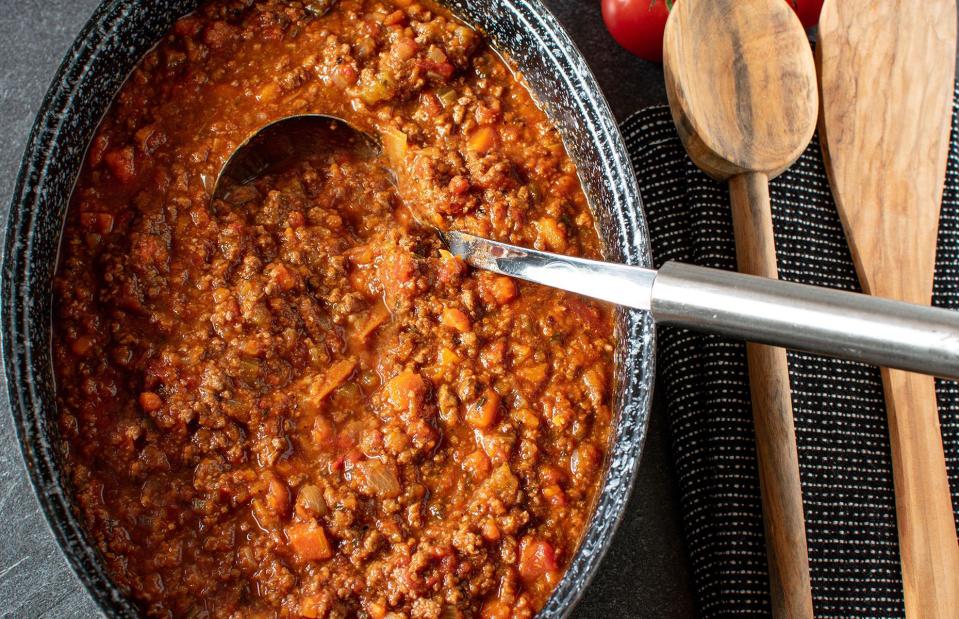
[54,1,615,617]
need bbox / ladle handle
[727,171,813,619]
[444,230,959,378]
[650,261,959,379]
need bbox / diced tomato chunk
[565,295,605,332]
[391,251,415,283]
[518,537,558,582]
[267,262,296,291]
[417,59,455,79]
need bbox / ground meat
[53,0,615,617]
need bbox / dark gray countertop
[0,1,695,616]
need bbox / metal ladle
[212,115,959,379]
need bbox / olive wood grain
[663,1,818,617]
[817,2,959,616]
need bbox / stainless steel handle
[442,230,959,379]
[652,261,959,378]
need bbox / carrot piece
[438,347,460,368]
[429,346,461,381]
[366,601,388,619]
[257,82,279,103]
[534,216,567,252]
[466,387,500,429]
[384,10,407,27]
[386,370,427,413]
[516,407,540,429]
[468,126,498,153]
[286,521,333,561]
[462,449,491,480]
[266,474,290,517]
[517,363,549,386]
[441,307,471,332]
[488,275,517,305]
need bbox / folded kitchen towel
[619,90,959,617]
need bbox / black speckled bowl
[2,1,654,616]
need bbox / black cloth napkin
[619,91,959,617]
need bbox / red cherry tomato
[601,0,671,63]
[602,0,823,64]
[787,0,824,28]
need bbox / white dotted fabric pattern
[620,92,959,618]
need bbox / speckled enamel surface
[2,1,654,616]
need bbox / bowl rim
[2,1,655,616]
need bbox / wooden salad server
[663,0,818,616]
[817,1,959,616]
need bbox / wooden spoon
[663,1,818,616]
[817,1,959,616]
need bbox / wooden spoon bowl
[664,0,818,181]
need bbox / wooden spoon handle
[882,368,959,618]
[729,172,814,618]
